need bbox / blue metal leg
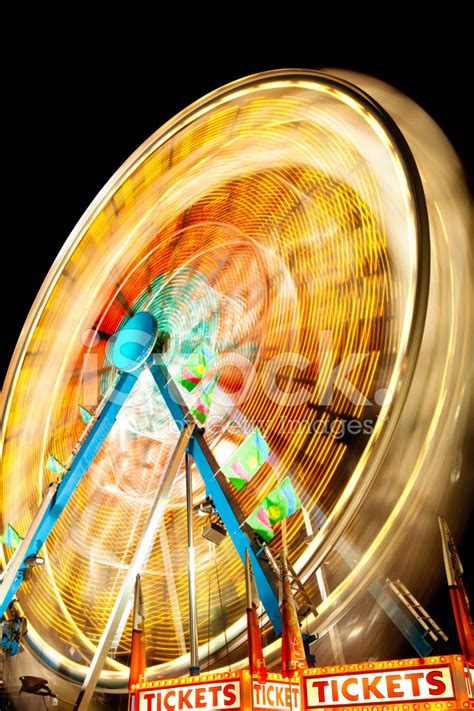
[0,370,139,616]
[369,579,435,657]
[148,356,282,635]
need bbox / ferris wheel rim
[0,69,431,687]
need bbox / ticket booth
[301,655,473,710]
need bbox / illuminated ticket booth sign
[253,674,301,711]
[135,672,301,711]
[302,655,473,710]
[135,672,250,711]
[134,657,474,711]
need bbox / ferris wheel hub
[111,311,158,372]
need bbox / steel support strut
[0,312,159,616]
[148,356,282,634]
[0,370,139,616]
[186,451,200,675]
[74,423,194,711]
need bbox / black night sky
[4,34,472,383]
[3,25,472,664]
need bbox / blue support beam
[0,370,139,617]
[369,579,435,657]
[315,511,439,656]
[148,357,282,635]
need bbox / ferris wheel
[0,69,471,703]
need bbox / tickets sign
[253,678,300,711]
[137,677,242,711]
[302,658,466,710]
[133,656,474,711]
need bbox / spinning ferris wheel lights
[0,69,471,698]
